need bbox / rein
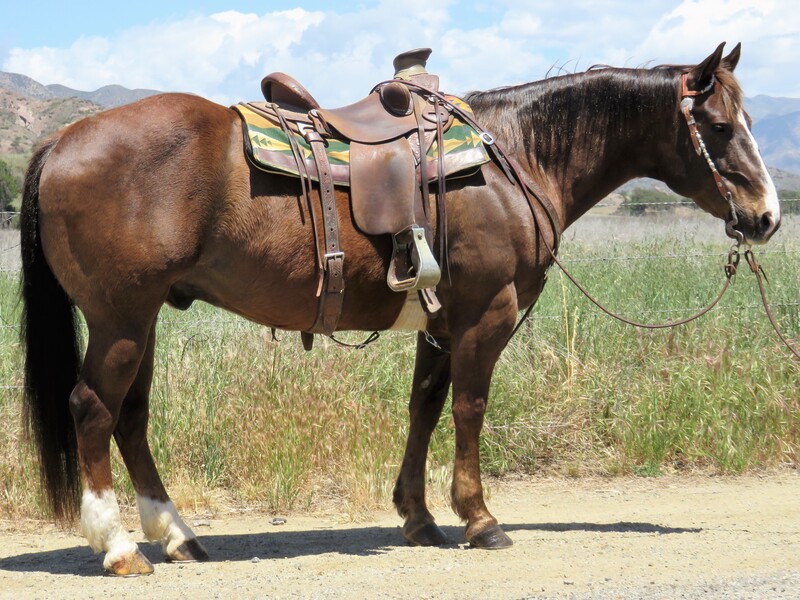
[412,80,738,335]
[414,76,797,357]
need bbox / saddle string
[328,330,382,350]
[272,106,324,276]
[433,95,451,284]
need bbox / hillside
[753,111,800,173]
[1,72,800,211]
[0,71,159,108]
[745,94,800,122]
[0,88,103,151]
[46,82,160,107]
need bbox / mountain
[1,72,800,200]
[745,95,800,123]
[753,111,800,174]
[46,83,161,108]
[0,72,53,100]
[0,71,159,108]
[769,165,800,192]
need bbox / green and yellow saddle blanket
[234,96,491,186]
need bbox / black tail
[19,138,82,521]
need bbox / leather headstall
[679,71,743,244]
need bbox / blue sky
[1,1,797,106]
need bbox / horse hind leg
[393,331,452,546]
[70,317,159,575]
[113,321,208,564]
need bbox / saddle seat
[262,77,447,144]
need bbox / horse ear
[722,42,742,72]
[687,42,726,91]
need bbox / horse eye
[712,123,729,133]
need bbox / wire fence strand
[2,208,798,328]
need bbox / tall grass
[0,213,798,520]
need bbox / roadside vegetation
[0,211,798,521]
[0,159,20,213]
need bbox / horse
[19,42,779,575]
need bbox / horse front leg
[393,331,452,545]
[450,285,517,548]
[114,321,208,564]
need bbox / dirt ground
[0,473,798,599]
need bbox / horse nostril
[759,211,778,238]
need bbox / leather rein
[412,75,797,358]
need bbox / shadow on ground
[0,520,701,576]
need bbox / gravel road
[1,473,798,599]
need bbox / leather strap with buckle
[305,129,345,336]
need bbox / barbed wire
[1,209,798,330]
[1,301,798,334]
[593,198,800,208]
[2,207,800,267]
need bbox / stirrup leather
[387,225,441,292]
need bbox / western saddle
[249,49,462,343]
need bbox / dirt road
[1,473,799,599]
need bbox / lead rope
[744,250,800,360]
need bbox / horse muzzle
[728,209,781,245]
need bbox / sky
[1,0,797,106]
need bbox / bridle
[679,71,744,245]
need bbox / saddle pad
[234,96,490,186]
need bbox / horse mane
[464,64,743,172]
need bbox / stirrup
[387,225,441,292]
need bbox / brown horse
[20,43,779,575]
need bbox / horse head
[662,43,780,244]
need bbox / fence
[2,205,799,328]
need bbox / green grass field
[0,213,798,519]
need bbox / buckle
[479,131,496,145]
[323,252,344,293]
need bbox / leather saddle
[249,49,455,338]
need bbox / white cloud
[2,1,796,104]
[634,0,800,95]
[4,9,325,102]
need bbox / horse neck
[469,69,681,230]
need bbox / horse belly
[172,214,409,332]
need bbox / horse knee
[452,396,487,423]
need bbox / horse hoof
[106,548,154,576]
[468,524,513,549]
[166,538,210,562]
[403,522,450,546]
